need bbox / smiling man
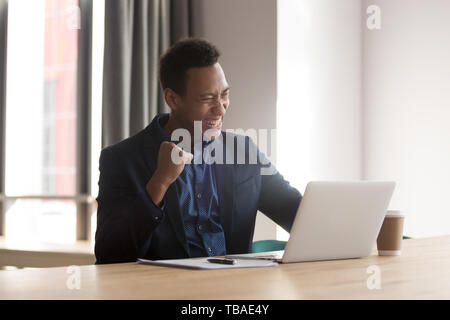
[95,38,302,264]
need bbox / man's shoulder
[101,126,156,161]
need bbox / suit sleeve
[94,147,164,264]
[257,151,302,233]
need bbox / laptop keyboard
[253,254,283,260]
[225,250,284,261]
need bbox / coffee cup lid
[386,210,404,218]
[385,214,405,218]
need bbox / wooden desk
[0,235,449,299]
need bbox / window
[1,0,102,244]
[276,1,363,240]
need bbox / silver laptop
[226,181,396,263]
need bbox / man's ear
[164,88,181,112]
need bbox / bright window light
[5,0,79,244]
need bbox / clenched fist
[146,141,193,206]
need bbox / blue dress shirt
[155,114,226,258]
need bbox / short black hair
[159,38,221,95]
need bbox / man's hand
[146,141,193,206]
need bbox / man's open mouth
[204,119,222,128]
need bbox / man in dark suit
[95,38,302,264]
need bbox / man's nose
[212,101,227,117]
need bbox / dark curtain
[102,0,193,148]
[0,0,7,236]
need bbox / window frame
[0,0,94,241]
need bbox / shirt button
[197,193,202,199]
[198,225,203,231]
[208,248,212,252]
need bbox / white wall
[363,0,450,237]
[192,0,278,241]
[193,0,364,241]
[194,0,450,240]
[277,0,363,239]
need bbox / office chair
[252,240,287,253]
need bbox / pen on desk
[207,258,236,265]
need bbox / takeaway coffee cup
[377,210,405,256]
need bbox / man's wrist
[146,173,170,207]
[152,170,172,190]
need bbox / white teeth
[206,120,220,126]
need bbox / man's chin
[203,128,222,141]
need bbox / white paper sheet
[137,257,278,270]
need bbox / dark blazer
[95,116,302,264]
